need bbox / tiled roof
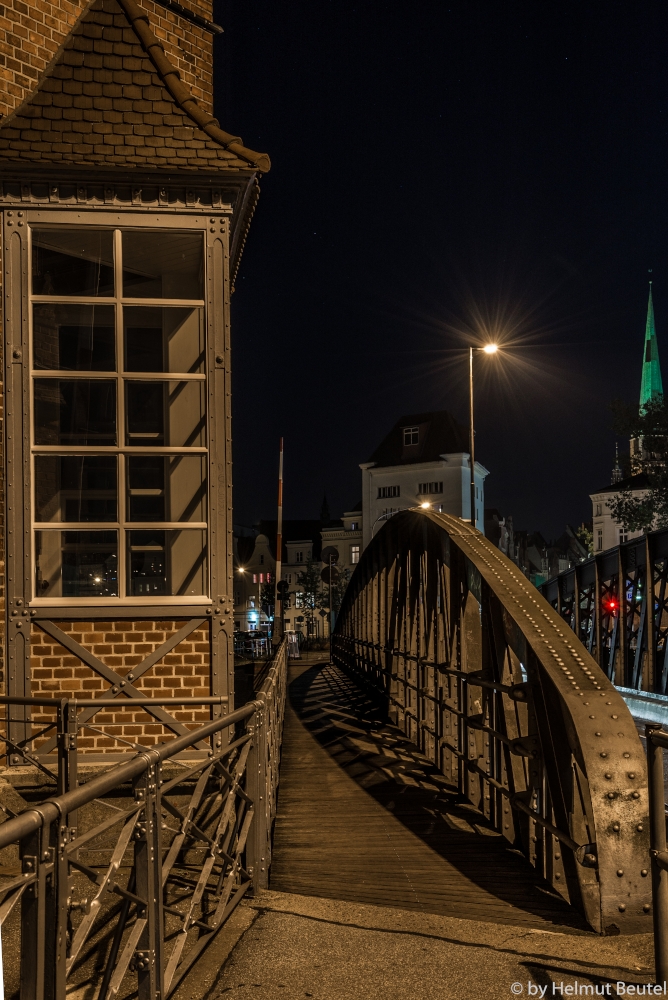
[367,410,469,467]
[0,0,270,173]
[590,473,652,495]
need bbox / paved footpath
[179,657,657,1000]
[184,889,655,1000]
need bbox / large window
[31,226,208,600]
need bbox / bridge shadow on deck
[270,661,590,932]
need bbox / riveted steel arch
[332,509,650,935]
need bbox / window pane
[122,231,203,299]
[35,456,117,522]
[34,380,117,445]
[32,229,114,296]
[33,304,115,371]
[125,381,205,446]
[127,455,206,522]
[128,529,207,596]
[35,530,118,597]
[123,307,204,373]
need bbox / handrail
[0,702,256,852]
[0,637,288,999]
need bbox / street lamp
[469,344,499,528]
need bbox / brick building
[0,0,269,761]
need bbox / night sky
[213,1,668,540]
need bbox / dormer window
[403,426,419,446]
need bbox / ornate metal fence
[540,529,668,693]
[332,511,650,935]
[0,639,287,999]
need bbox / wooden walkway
[270,660,589,930]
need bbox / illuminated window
[31,224,208,599]
[351,544,360,564]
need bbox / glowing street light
[469,344,499,528]
[420,502,431,509]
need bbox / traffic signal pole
[273,438,284,645]
[329,553,333,660]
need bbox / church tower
[640,282,663,406]
[631,282,663,470]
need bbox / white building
[590,474,649,553]
[360,411,489,550]
[320,506,363,577]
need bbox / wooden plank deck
[270,660,590,931]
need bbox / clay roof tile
[0,0,269,171]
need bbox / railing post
[647,724,668,986]
[133,760,164,1000]
[20,827,45,1000]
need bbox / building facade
[0,0,269,759]
[361,411,488,549]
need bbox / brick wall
[30,620,212,752]
[143,0,215,117]
[0,0,216,120]
[0,0,224,757]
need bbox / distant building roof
[590,472,652,495]
[367,411,469,467]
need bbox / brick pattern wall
[0,0,215,120]
[30,620,212,752]
[143,0,215,117]
[0,0,221,756]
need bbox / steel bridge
[539,528,668,694]
[0,510,660,997]
[331,510,650,936]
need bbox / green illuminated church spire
[640,282,663,408]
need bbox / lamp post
[469,343,498,528]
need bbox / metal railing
[645,724,668,984]
[333,510,651,934]
[0,638,287,999]
[539,528,668,694]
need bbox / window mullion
[114,228,126,598]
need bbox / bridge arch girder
[333,510,650,935]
